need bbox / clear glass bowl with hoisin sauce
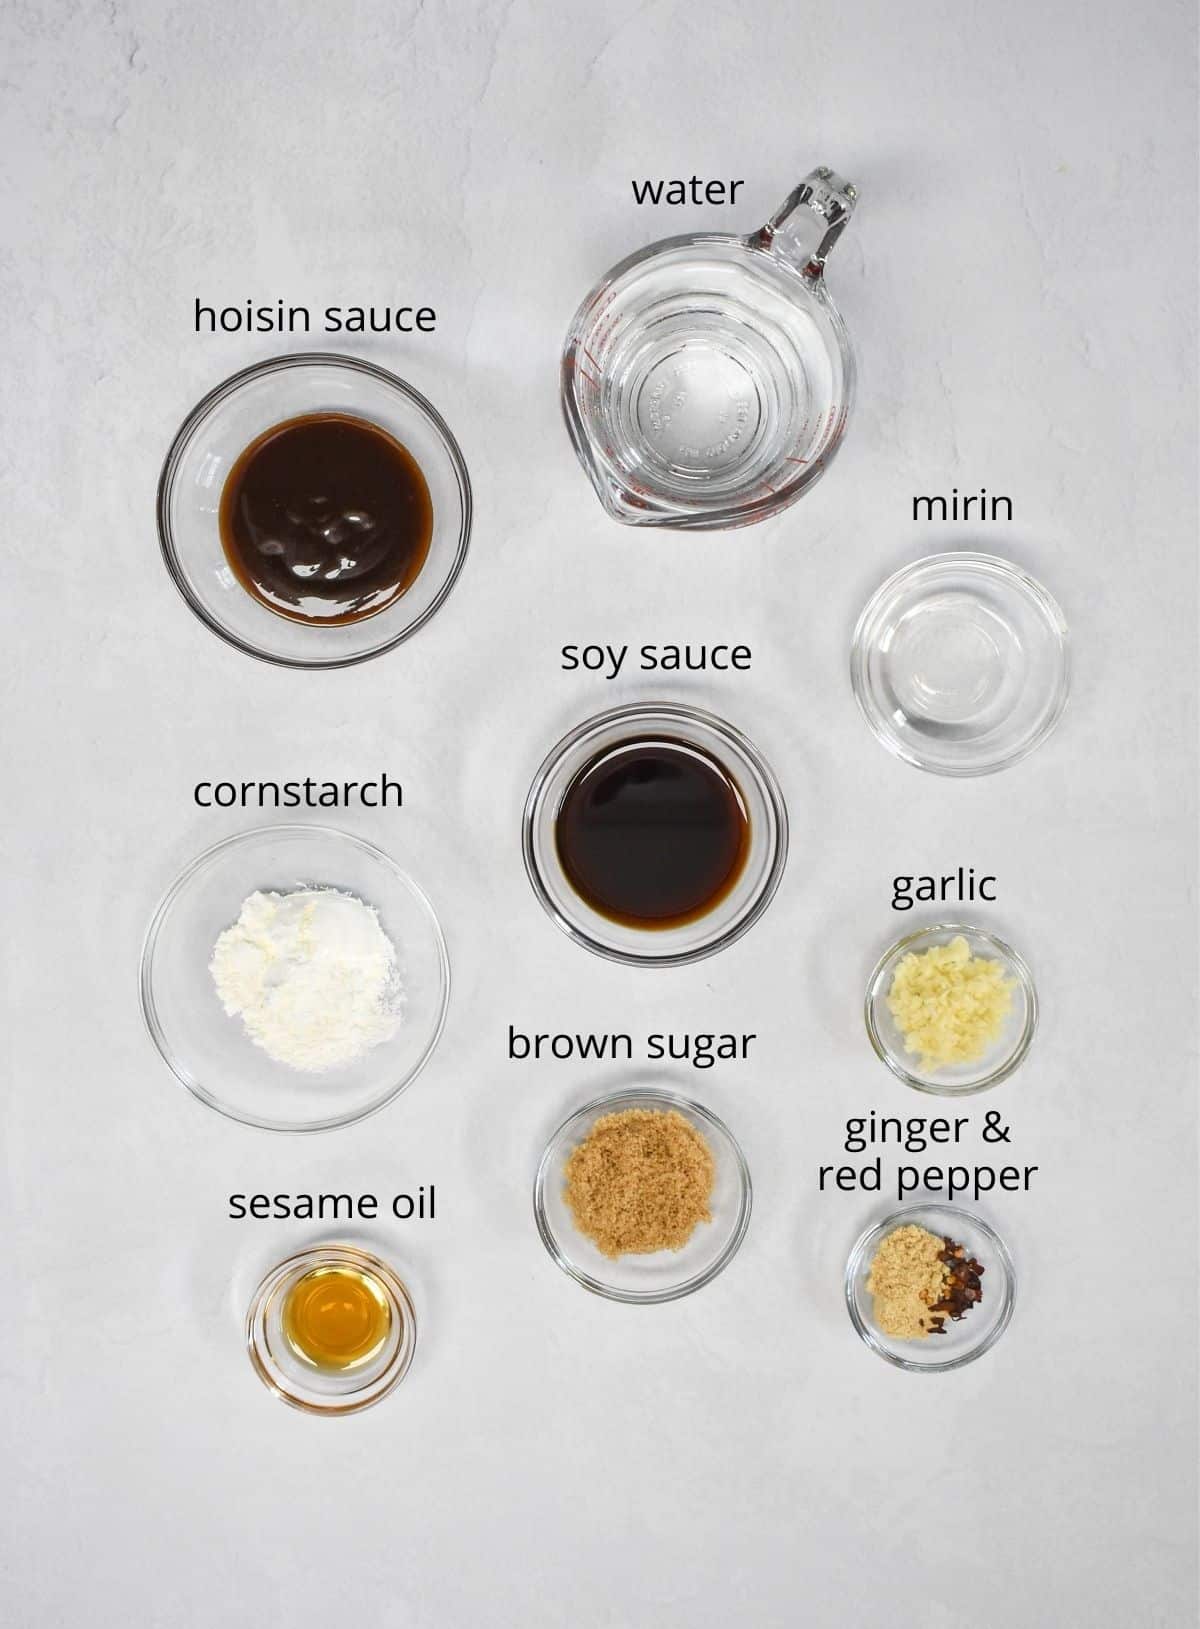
[157,354,471,668]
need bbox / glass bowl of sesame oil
[246,1245,417,1414]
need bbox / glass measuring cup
[561,167,858,530]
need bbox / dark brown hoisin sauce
[219,412,432,625]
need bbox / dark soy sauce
[555,738,750,929]
[219,412,432,625]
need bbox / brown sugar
[865,1224,950,1340]
[563,1108,715,1258]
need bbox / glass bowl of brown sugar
[157,354,471,667]
[845,1202,1016,1371]
[533,1085,752,1303]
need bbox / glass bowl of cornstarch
[140,825,450,1131]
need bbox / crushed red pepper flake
[926,1238,985,1334]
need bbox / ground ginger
[865,1224,949,1339]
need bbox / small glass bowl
[850,552,1070,776]
[522,702,788,966]
[157,354,471,668]
[140,825,450,1132]
[865,922,1037,1095]
[845,1203,1016,1371]
[533,1086,752,1303]
[246,1245,417,1414]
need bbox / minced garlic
[886,935,1013,1071]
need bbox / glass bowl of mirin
[850,553,1070,776]
[865,922,1037,1096]
[522,702,788,967]
[247,1244,417,1415]
[157,353,471,667]
[139,825,450,1132]
[533,1086,752,1303]
[845,1203,1016,1371]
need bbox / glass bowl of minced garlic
[845,1203,1016,1371]
[865,923,1037,1095]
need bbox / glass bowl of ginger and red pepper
[845,1202,1015,1371]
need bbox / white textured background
[2,3,1196,1625]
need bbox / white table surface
[2,2,1196,1625]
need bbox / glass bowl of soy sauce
[157,354,471,667]
[523,702,788,966]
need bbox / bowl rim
[864,920,1038,1096]
[532,1084,753,1304]
[844,1201,1017,1373]
[156,351,473,670]
[138,822,451,1133]
[521,700,789,968]
[849,550,1071,777]
[246,1243,418,1415]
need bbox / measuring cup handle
[761,167,857,278]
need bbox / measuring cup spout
[759,166,857,279]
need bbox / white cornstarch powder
[210,888,403,1072]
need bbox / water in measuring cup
[591,264,838,504]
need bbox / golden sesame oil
[282,1264,392,1371]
